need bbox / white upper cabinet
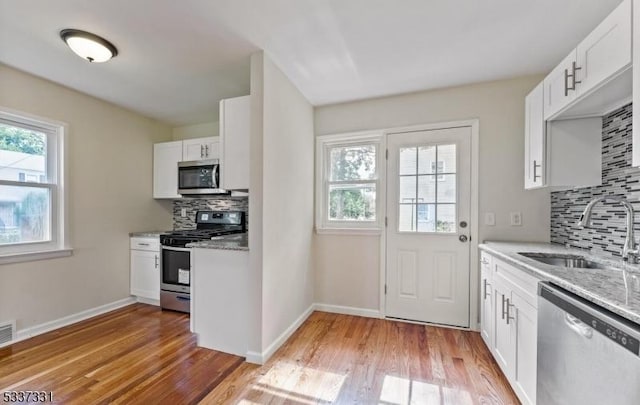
[220,95,250,191]
[543,0,632,121]
[153,141,182,199]
[524,83,545,189]
[576,0,631,97]
[543,50,578,120]
[182,137,220,161]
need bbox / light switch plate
[181,208,187,217]
[510,212,522,226]
[484,212,496,226]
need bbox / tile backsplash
[173,196,248,230]
[551,103,640,258]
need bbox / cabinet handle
[481,258,489,265]
[565,61,582,96]
[572,61,582,86]
[200,145,204,159]
[501,294,506,320]
[138,243,150,246]
[483,279,491,300]
[205,145,209,157]
[533,160,541,181]
[505,298,515,324]
[154,255,159,269]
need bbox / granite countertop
[187,233,249,251]
[129,231,170,237]
[479,241,640,325]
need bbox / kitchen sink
[518,252,608,269]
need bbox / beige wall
[314,75,550,311]
[248,52,315,359]
[172,121,219,140]
[0,64,173,331]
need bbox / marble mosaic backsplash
[173,196,248,230]
[551,103,640,258]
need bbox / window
[316,133,383,232]
[0,109,68,261]
[398,143,457,233]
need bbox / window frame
[316,132,384,234]
[0,107,71,264]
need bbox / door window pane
[418,146,436,174]
[0,123,47,182]
[397,143,457,233]
[329,144,376,181]
[0,185,50,245]
[329,184,376,221]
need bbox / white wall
[172,121,219,140]
[314,75,550,311]
[248,52,315,360]
[0,64,173,331]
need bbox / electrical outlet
[181,208,187,217]
[510,212,522,226]
[484,212,496,226]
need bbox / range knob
[622,337,628,345]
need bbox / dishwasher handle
[565,313,593,339]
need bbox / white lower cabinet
[130,237,160,304]
[480,252,539,405]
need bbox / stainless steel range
[159,210,245,313]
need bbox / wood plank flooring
[0,303,243,405]
[202,312,520,404]
[1,306,518,404]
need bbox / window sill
[315,227,383,236]
[0,248,73,265]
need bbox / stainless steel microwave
[177,159,226,195]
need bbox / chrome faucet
[577,195,639,262]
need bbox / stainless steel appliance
[159,210,246,313]
[537,282,640,405]
[178,159,227,195]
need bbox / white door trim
[377,119,479,330]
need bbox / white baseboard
[245,303,315,365]
[135,297,160,306]
[1,297,137,348]
[313,303,382,319]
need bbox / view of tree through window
[0,122,50,245]
[328,144,377,221]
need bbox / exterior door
[385,126,471,327]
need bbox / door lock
[458,235,468,242]
[459,221,467,228]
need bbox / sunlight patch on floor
[379,375,473,405]
[252,361,347,403]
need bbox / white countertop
[479,241,640,325]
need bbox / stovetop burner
[161,210,245,247]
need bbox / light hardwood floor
[203,311,519,404]
[0,306,518,404]
[0,304,243,404]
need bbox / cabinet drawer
[493,257,540,308]
[130,237,160,251]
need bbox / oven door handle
[161,246,192,252]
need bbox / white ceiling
[0,0,622,126]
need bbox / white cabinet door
[130,249,160,301]
[512,291,537,405]
[182,137,219,161]
[220,95,250,190]
[543,50,577,120]
[576,0,631,97]
[492,277,516,380]
[524,82,545,189]
[153,141,182,199]
[480,254,494,349]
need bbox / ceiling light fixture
[60,29,118,63]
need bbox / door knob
[459,235,468,242]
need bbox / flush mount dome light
[60,29,118,63]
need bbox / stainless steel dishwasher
[537,282,640,405]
